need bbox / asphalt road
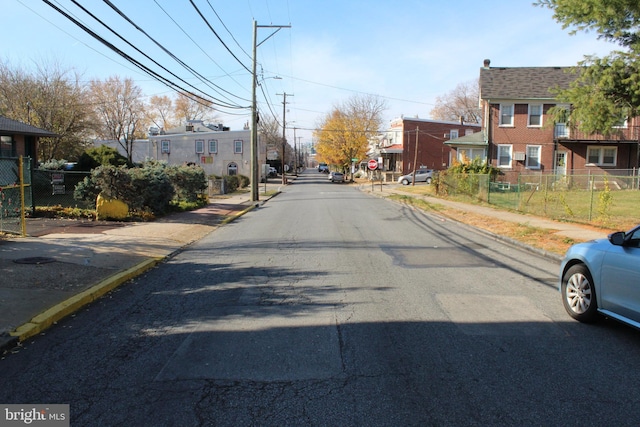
[2,170,640,426]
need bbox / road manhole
[13,257,57,265]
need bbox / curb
[0,201,268,355]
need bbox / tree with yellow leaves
[314,94,387,179]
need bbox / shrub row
[74,161,207,216]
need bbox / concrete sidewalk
[0,191,268,354]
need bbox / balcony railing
[555,123,640,142]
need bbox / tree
[314,94,387,177]
[430,79,481,124]
[537,0,640,134]
[258,114,289,165]
[174,92,215,125]
[147,95,176,132]
[90,76,146,163]
[0,59,93,160]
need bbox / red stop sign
[367,159,378,170]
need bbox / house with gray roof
[0,115,57,162]
[446,59,640,181]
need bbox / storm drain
[13,257,57,265]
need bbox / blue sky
[1,0,616,144]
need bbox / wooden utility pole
[411,127,419,186]
[277,92,293,184]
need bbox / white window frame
[208,139,218,154]
[525,145,541,169]
[586,146,617,166]
[499,104,514,126]
[234,139,243,154]
[497,144,512,168]
[457,147,486,163]
[528,104,543,127]
[195,139,204,154]
[161,140,170,154]
[449,129,459,139]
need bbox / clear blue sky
[1,0,615,144]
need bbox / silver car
[559,224,640,327]
[328,171,344,183]
[398,169,433,185]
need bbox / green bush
[76,145,130,171]
[165,163,207,203]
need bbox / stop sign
[367,159,378,170]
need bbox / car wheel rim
[566,273,592,314]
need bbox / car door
[599,228,640,322]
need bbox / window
[526,145,541,169]
[195,139,204,154]
[161,140,170,154]
[465,129,475,136]
[500,104,513,126]
[0,136,15,157]
[587,146,617,166]
[498,144,512,168]
[449,130,459,139]
[528,104,542,127]
[234,139,243,154]
[208,139,218,154]
[457,147,486,162]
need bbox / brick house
[373,117,481,176]
[449,59,640,182]
[0,115,57,163]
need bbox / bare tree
[0,58,93,160]
[430,79,481,124]
[147,95,176,132]
[90,76,145,163]
[174,92,216,125]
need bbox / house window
[500,104,513,126]
[449,130,459,139]
[234,140,243,154]
[587,146,617,166]
[526,145,541,169]
[227,162,238,175]
[161,140,170,154]
[498,144,512,168]
[208,139,218,154]
[0,136,15,158]
[465,129,475,136]
[457,147,486,162]
[528,104,542,127]
[195,139,204,154]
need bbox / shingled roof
[479,66,578,101]
[0,115,57,137]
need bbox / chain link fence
[31,169,92,209]
[0,157,31,236]
[439,170,640,227]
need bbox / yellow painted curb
[11,257,163,341]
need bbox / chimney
[483,59,491,68]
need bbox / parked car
[559,224,640,328]
[328,171,344,183]
[268,167,277,177]
[318,163,329,173]
[398,168,433,185]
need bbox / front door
[555,151,567,175]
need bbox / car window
[628,228,640,248]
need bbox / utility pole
[277,92,293,185]
[250,21,291,202]
[412,127,419,186]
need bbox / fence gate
[0,156,31,236]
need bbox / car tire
[426,177,432,184]
[561,264,599,323]
[401,179,409,185]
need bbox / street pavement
[0,179,611,355]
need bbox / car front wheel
[561,264,599,322]
[401,179,409,185]
[425,177,432,184]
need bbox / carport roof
[0,116,58,137]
